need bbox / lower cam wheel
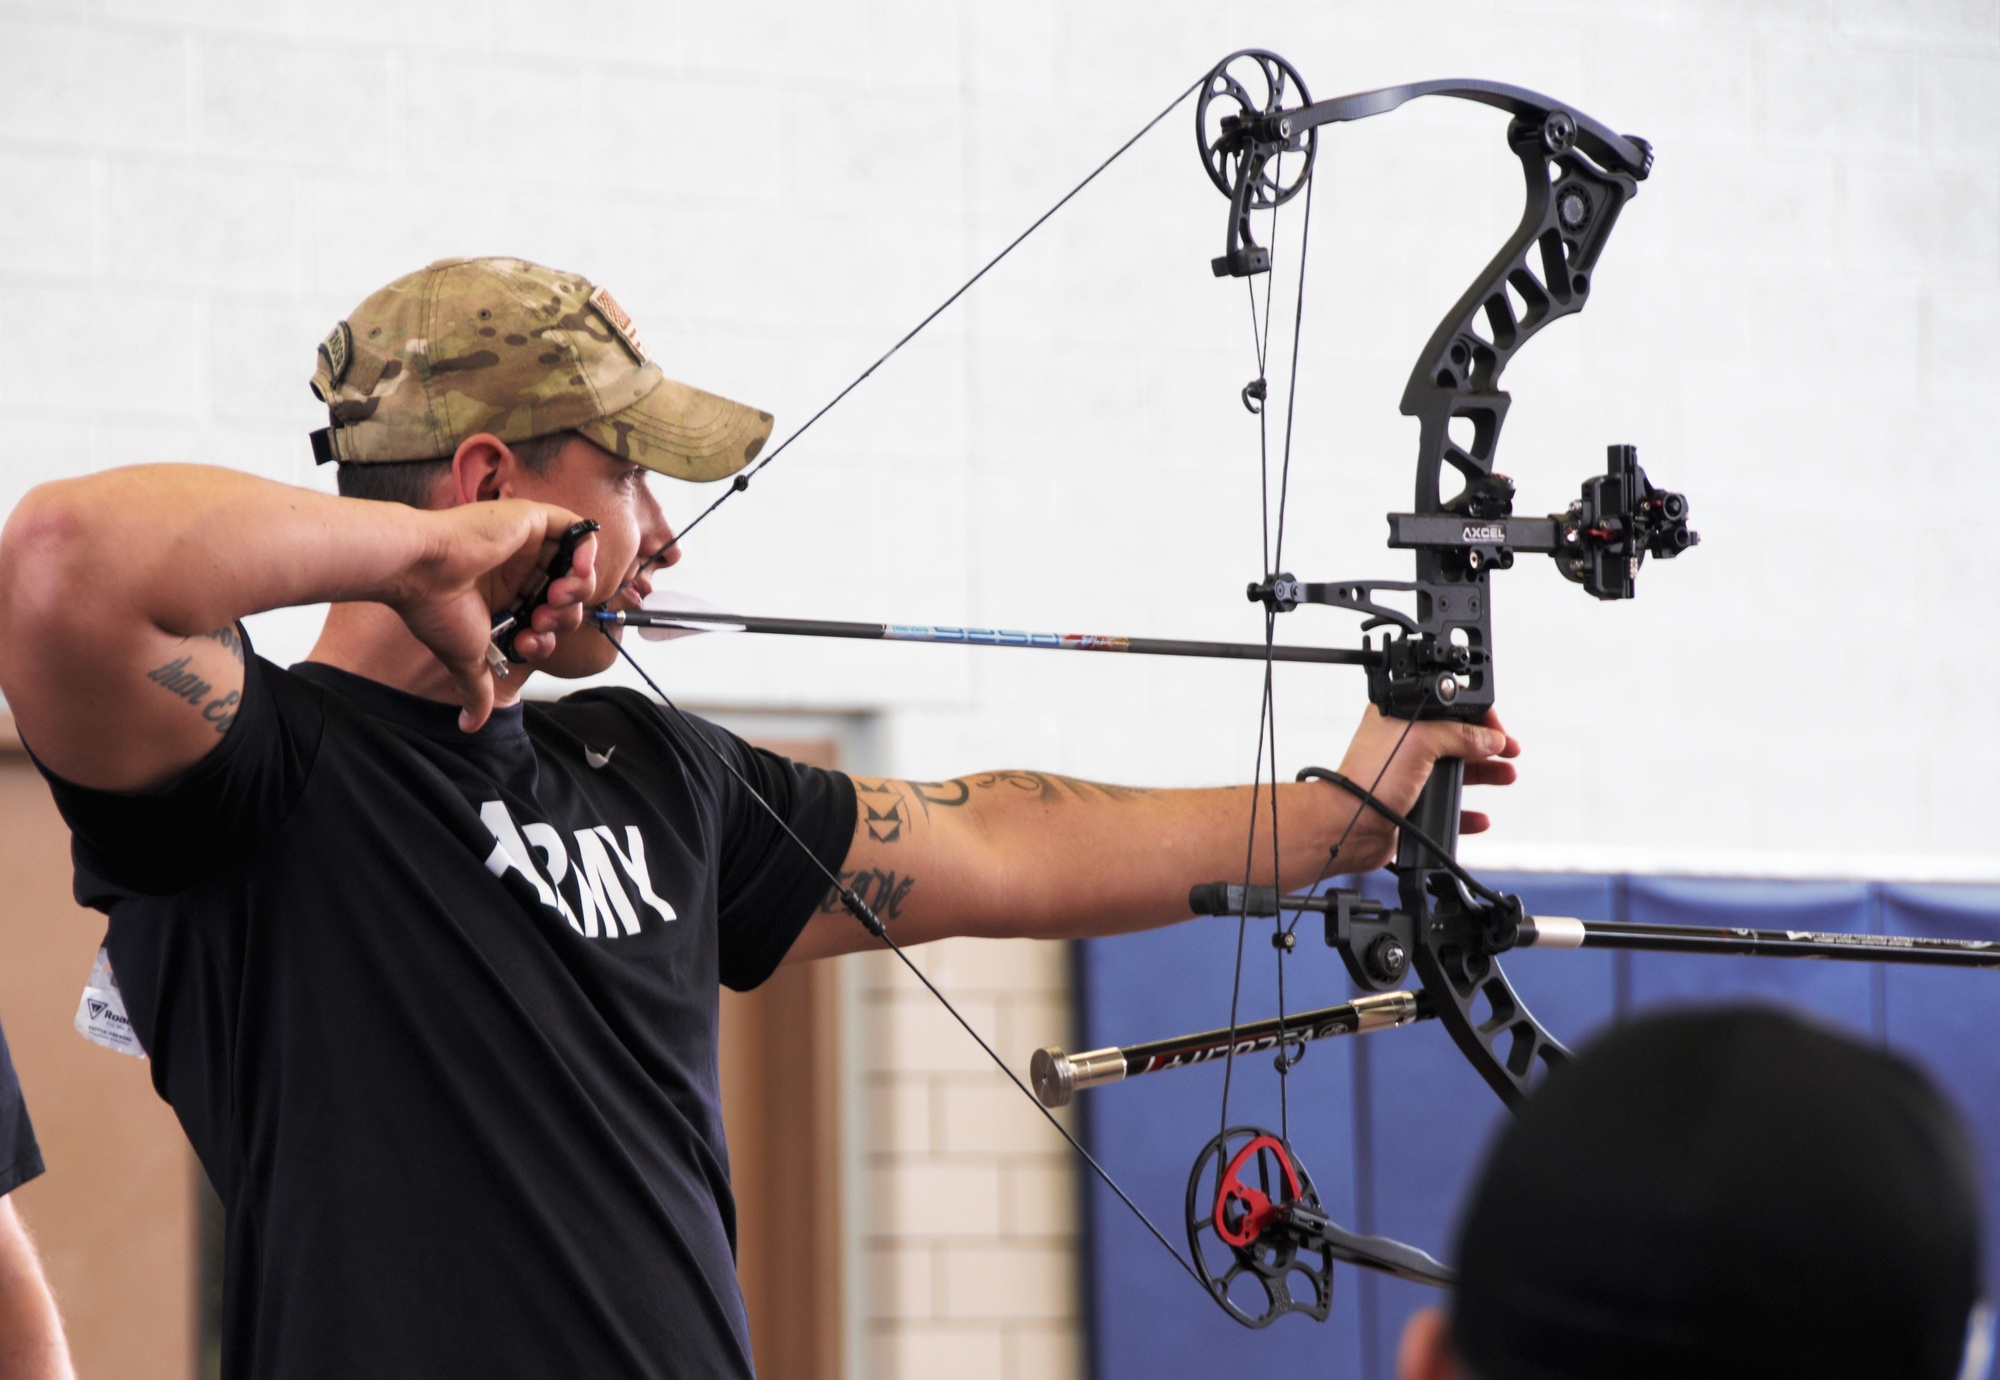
[1185,1126,1335,1328]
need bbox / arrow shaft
[599,609,1376,668]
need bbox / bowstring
[651,73,1208,565]
[1263,149,1317,1144]
[1208,132,1320,1136]
[602,58,1414,1301]
[1217,143,1289,1147]
[600,63,1227,1300]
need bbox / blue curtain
[1074,873,2000,1380]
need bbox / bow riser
[1372,114,1648,1104]
[1399,129,1644,722]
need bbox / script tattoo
[820,868,916,922]
[204,625,246,664]
[144,649,240,735]
[147,656,210,706]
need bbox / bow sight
[1251,443,1699,715]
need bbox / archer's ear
[450,433,515,506]
[1396,1307,1462,1380]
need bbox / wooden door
[718,734,847,1380]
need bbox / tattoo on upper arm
[865,772,1151,832]
[910,779,970,811]
[965,770,1154,803]
[144,639,241,736]
[856,779,908,843]
[204,625,246,664]
[820,868,916,922]
[147,656,210,707]
[862,800,903,842]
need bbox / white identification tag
[74,946,145,1059]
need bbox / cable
[1297,766,1507,907]
[597,622,1206,1290]
[1284,708,1424,942]
[1219,143,1292,1145]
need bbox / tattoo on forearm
[204,626,246,664]
[820,868,917,921]
[145,654,240,735]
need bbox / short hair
[334,431,577,508]
[1451,1005,1984,1380]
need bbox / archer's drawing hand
[1335,705,1520,837]
[391,500,598,732]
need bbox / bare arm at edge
[0,1196,73,1380]
[0,465,592,791]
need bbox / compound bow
[1119,47,1686,1330]
[586,46,1999,1339]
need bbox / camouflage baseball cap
[308,257,772,482]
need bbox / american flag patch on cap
[588,286,648,364]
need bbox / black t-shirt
[38,652,855,1379]
[0,1015,44,1197]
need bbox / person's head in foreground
[1400,1005,1990,1380]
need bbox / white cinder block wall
[857,940,1079,1378]
[2,2,1995,1376]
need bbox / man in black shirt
[0,1016,73,1380]
[0,257,1518,1378]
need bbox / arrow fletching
[634,589,748,642]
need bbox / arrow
[597,603,1376,668]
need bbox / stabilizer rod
[1030,990,1431,1107]
[1520,915,2000,968]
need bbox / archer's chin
[536,626,622,679]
